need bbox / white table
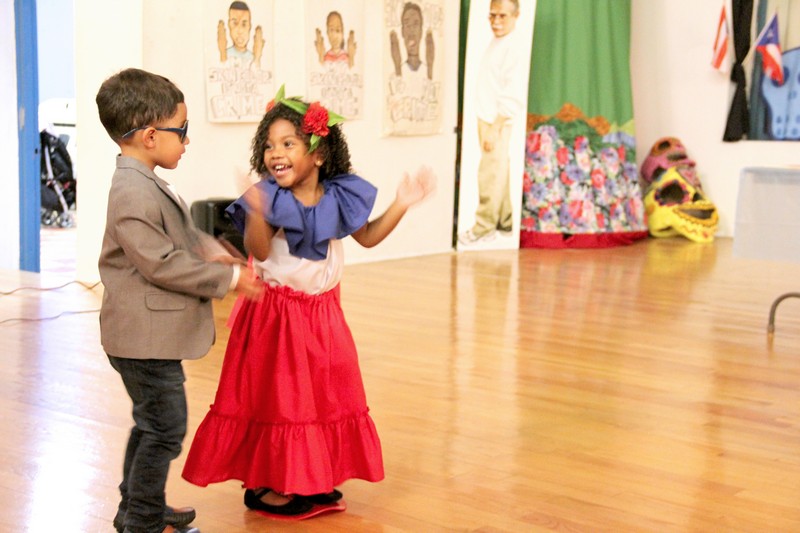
[734,166,800,337]
[734,166,800,263]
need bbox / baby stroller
[40,128,76,227]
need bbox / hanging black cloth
[723,0,754,141]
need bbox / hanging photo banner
[456,0,535,251]
[204,0,275,122]
[305,0,365,120]
[382,0,445,136]
[748,3,800,141]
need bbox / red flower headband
[266,85,344,153]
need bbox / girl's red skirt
[182,283,384,494]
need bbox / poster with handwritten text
[306,0,365,120]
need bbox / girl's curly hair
[250,102,352,180]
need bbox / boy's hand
[209,254,244,266]
[396,165,436,209]
[235,265,263,300]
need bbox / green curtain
[527,0,633,126]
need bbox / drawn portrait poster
[204,0,274,122]
[383,0,444,136]
[306,0,365,120]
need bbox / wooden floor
[2,236,800,532]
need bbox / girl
[182,87,434,519]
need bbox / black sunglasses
[122,120,189,142]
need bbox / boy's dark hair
[96,68,185,142]
[250,102,352,181]
[230,1,249,12]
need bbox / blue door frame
[15,0,41,272]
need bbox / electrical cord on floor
[0,308,100,325]
[0,280,102,324]
[0,280,101,295]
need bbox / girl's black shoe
[244,488,313,516]
[307,489,343,504]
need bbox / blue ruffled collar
[226,174,377,260]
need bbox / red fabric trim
[519,231,649,249]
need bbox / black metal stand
[767,292,800,339]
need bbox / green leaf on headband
[327,110,345,128]
[280,98,308,116]
[308,134,322,153]
[271,84,309,115]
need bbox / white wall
[1,0,20,271]
[630,0,799,236]
[74,0,143,280]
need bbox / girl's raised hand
[243,182,270,218]
[397,165,437,209]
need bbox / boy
[95,68,262,533]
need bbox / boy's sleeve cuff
[229,264,240,291]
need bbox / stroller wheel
[57,212,74,228]
[41,209,57,226]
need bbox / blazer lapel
[156,179,192,220]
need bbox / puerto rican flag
[711,4,730,73]
[754,12,784,84]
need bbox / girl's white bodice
[253,228,343,295]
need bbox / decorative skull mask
[643,167,718,243]
[640,136,701,190]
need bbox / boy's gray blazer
[99,155,234,360]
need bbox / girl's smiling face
[263,118,321,196]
